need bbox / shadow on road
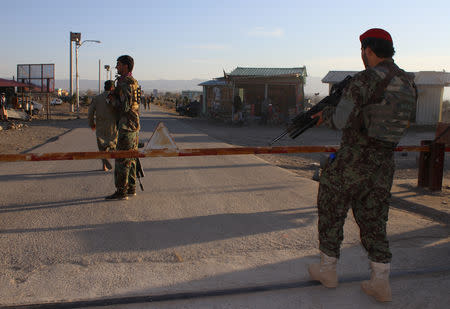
[391,197,450,225]
[0,197,105,214]
[0,163,270,182]
[1,208,316,254]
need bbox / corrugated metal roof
[198,78,228,86]
[322,70,450,86]
[414,71,450,86]
[321,71,358,83]
[0,78,34,88]
[228,67,307,77]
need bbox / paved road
[0,106,449,308]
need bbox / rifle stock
[269,75,352,145]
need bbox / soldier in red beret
[309,28,416,302]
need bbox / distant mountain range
[55,79,205,93]
[55,76,329,96]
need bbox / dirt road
[1,103,448,222]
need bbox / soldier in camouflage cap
[105,55,141,201]
[308,28,416,302]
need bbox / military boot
[127,187,136,197]
[308,251,338,288]
[361,261,392,302]
[105,191,128,200]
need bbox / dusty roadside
[0,103,88,154]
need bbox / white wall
[416,85,443,125]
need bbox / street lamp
[75,39,101,118]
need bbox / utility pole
[76,41,80,117]
[69,33,72,96]
[70,32,81,113]
[98,59,101,94]
[75,39,101,118]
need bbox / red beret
[360,28,392,43]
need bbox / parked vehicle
[185,100,201,117]
[50,98,63,105]
[178,100,201,117]
[31,101,43,115]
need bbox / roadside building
[0,78,40,107]
[322,70,450,125]
[414,71,450,124]
[198,78,232,118]
[0,78,35,96]
[224,67,307,123]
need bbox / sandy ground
[1,103,449,222]
[0,103,88,154]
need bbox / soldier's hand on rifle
[311,111,324,126]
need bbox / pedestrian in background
[0,93,7,121]
[105,55,140,200]
[309,28,416,302]
[88,80,118,171]
[233,94,243,124]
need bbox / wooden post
[418,140,445,191]
[418,140,431,188]
[46,93,50,120]
[428,142,445,191]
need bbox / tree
[84,89,95,97]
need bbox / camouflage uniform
[88,91,118,168]
[112,73,140,194]
[318,60,416,263]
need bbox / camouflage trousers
[317,145,394,263]
[114,130,138,193]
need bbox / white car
[50,98,63,105]
[31,101,43,115]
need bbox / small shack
[225,67,307,123]
[322,70,450,125]
[198,77,232,117]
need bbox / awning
[0,78,36,88]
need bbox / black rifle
[136,142,146,191]
[269,75,353,145]
[136,157,145,191]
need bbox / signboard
[17,64,55,93]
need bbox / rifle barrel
[269,130,289,146]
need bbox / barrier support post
[418,140,445,191]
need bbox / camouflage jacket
[113,74,140,132]
[322,60,416,148]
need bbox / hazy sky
[1,0,449,88]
